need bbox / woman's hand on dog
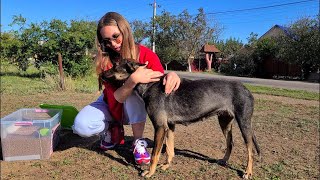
[129,62,163,85]
[163,72,181,94]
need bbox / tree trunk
[205,53,213,71]
[58,52,65,90]
[188,55,195,72]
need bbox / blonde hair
[95,12,139,76]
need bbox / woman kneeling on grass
[72,12,180,165]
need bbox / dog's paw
[159,163,170,170]
[141,170,149,177]
[242,172,252,179]
[141,170,154,178]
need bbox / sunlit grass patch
[1,75,53,95]
[245,84,319,101]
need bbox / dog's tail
[252,132,261,156]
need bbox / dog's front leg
[142,126,166,178]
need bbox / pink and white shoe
[132,139,151,165]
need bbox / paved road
[167,71,319,93]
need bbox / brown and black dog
[101,59,261,179]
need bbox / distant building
[200,44,220,53]
[193,44,220,71]
[258,24,302,79]
[164,44,221,72]
[259,25,296,40]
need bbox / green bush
[39,61,58,78]
[67,55,94,77]
[1,16,97,78]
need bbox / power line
[207,3,317,18]
[142,0,317,23]
[158,0,317,27]
[206,2,317,26]
[205,0,317,15]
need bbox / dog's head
[101,59,144,87]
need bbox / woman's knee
[73,119,105,137]
[72,105,107,137]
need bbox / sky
[1,0,319,44]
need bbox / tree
[2,15,97,77]
[153,8,220,72]
[276,16,319,79]
[0,16,23,68]
[175,9,216,72]
[253,38,279,77]
[246,32,258,47]
[0,31,21,63]
[130,20,151,44]
[215,37,243,59]
[58,20,97,77]
[220,47,256,77]
[154,11,180,70]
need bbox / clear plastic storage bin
[1,108,62,161]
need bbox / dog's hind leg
[217,113,234,165]
[160,123,175,170]
[238,119,254,179]
[142,125,167,178]
[234,106,256,179]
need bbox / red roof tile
[200,44,220,53]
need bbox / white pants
[72,92,146,137]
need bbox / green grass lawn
[1,64,99,95]
[1,64,319,180]
[1,63,318,100]
[245,84,319,101]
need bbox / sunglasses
[101,33,122,47]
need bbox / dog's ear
[126,61,145,73]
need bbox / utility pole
[151,0,158,52]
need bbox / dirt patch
[1,91,319,179]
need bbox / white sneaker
[133,139,151,165]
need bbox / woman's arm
[113,63,163,103]
[138,45,180,95]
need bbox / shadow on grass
[55,129,148,173]
[55,129,99,151]
[49,129,244,177]
[174,148,244,177]
[99,136,154,174]
[0,71,42,79]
